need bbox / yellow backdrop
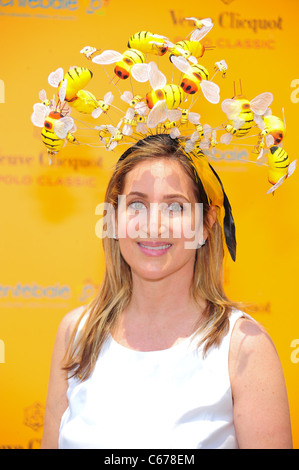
[0,0,298,449]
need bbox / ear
[203,204,217,240]
[207,204,217,228]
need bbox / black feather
[208,164,237,262]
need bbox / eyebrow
[126,191,191,202]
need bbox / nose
[140,203,170,239]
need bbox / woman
[41,134,292,449]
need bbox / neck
[125,260,206,323]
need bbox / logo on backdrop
[24,402,45,433]
[0,0,110,18]
[169,10,283,50]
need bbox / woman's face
[116,158,206,282]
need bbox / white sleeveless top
[59,308,248,449]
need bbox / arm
[229,318,293,449]
[41,308,83,449]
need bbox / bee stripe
[41,131,61,143]
[129,49,144,62]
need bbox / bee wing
[190,27,212,42]
[136,122,148,134]
[221,99,241,119]
[200,140,209,151]
[147,100,167,128]
[282,107,286,131]
[31,103,49,127]
[220,133,233,145]
[131,63,150,83]
[121,91,133,103]
[164,39,175,48]
[200,81,220,104]
[48,67,64,88]
[203,124,212,138]
[250,92,273,115]
[233,117,245,130]
[169,56,191,74]
[58,78,67,103]
[92,107,103,119]
[190,21,214,41]
[191,130,199,142]
[266,135,275,147]
[80,46,97,57]
[135,101,149,116]
[104,91,114,105]
[108,141,118,151]
[151,33,168,39]
[188,112,200,124]
[39,89,47,101]
[170,127,180,139]
[148,62,167,90]
[266,175,286,194]
[92,50,122,65]
[125,108,135,119]
[257,147,265,160]
[54,117,74,139]
[167,109,181,121]
[188,55,198,65]
[254,114,265,130]
[215,60,228,73]
[185,140,195,153]
[122,124,133,136]
[287,159,297,177]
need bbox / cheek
[117,209,148,239]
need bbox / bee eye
[45,121,52,130]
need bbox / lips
[138,242,172,250]
[137,241,172,255]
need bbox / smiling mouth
[137,242,172,251]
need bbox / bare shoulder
[57,305,87,349]
[229,315,293,448]
[230,316,277,362]
[41,305,87,449]
[229,316,282,388]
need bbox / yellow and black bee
[146,84,185,111]
[61,67,93,102]
[220,91,273,144]
[41,111,76,155]
[92,48,145,80]
[180,63,209,95]
[169,39,205,62]
[268,145,290,185]
[128,31,168,56]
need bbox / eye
[166,202,183,213]
[128,201,146,211]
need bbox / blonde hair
[64,135,244,381]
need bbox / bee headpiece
[31,18,297,262]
